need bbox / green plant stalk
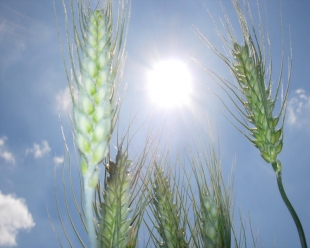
[232,39,308,248]
[273,161,308,248]
[85,180,97,248]
[231,39,307,247]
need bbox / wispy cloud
[287,88,310,128]
[0,191,35,247]
[0,18,26,70]
[55,87,73,114]
[0,136,15,165]
[0,20,7,42]
[53,156,64,166]
[0,3,53,71]
[25,140,51,159]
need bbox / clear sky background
[0,0,309,247]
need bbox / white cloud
[0,191,35,247]
[53,156,64,166]
[56,87,73,114]
[25,140,51,159]
[0,137,15,165]
[287,89,310,128]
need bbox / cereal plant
[50,0,308,247]
[195,0,307,247]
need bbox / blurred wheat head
[139,130,238,248]
[149,164,189,248]
[189,131,232,248]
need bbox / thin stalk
[84,185,97,248]
[273,161,308,248]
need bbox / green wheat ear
[188,133,232,248]
[199,194,220,247]
[196,0,288,168]
[231,41,283,166]
[56,0,130,247]
[149,165,188,248]
[96,147,132,247]
[195,0,307,247]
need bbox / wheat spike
[189,137,232,248]
[231,41,283,165]
[199,194,219,247]
[58,0,129,246]
[98,148,132,248]
[73,8,115,248]
[151,165,188,248]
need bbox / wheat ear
[57,0,129,247]
[193,178,231,248]
[189,133,232,248]
[95,147,132,247]
[196,0,307,247]
[74,9,112,248]
[150,165,188,248]
[200,194,220,247]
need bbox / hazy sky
[0,0,309,247]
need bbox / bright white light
[147,60,192,108]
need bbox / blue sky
[0,0,309,247]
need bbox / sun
[147,59,192,108]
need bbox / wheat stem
[85,184,97,248]
[273,161,308,248]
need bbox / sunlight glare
[147,60,192,108]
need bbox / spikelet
[199,194,219,247]
[151,166,188,248]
